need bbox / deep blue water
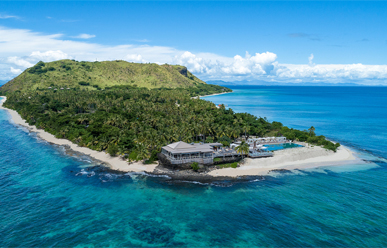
[2,87,387,247]
[205,86,387,159]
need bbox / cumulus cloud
[30,50,71,61]
[6,51,71,72]
[125,54,147,63]
[7,56,34,68]
[10,67,22,74]
[173,51,277,78]
[221,52,275,75]
[173,51,210,74]
[71,33,96,39]
[0,26,387,85]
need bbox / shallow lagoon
[2,87,387,247]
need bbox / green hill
[0,60,208,93]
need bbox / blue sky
[1,1,387,84]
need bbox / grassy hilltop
[0,60,210,93]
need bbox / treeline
[28,61,56,74]
[3,86,339,162]
[281,126,341,152]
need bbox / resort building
[160,141,222,165]
[159,139,278,168]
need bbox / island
[0,60,359,181]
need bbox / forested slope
[0,60,210,94]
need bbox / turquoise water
[204,86,387,159]
[1,87,387,247]
[264,143,303,151]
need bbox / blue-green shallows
[2,87,387,247]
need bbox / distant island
[0,60,358,180]
[207,80,387,87]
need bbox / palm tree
[233,118,243,126]
[230,128,239,142]
[242,123,251,140]
[136,145,150,161]
[77,115,88,125]
[225,126,233,138]
[308,126,316,136]
[236,141,250,158]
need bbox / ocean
[1,86,387,247]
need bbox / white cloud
[30,50,71,61]
[10,67,22,74]
[71,33,96,39]
[6,51,70,71]
[222,52,277,75]
[125,54,146,63]
[172,51,277,79]
[277,63,387,79]
[0,14,19,19]
[173,51,210,74]
[308,53,314,66]
[0,26,387,85]
[7,56,34,68]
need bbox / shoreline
[207,142,362,177]
[0,96,364,180]
[192,91,232,99]
[0,96,157,173]
[200,92,231,98]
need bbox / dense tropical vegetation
[2,85,340,163]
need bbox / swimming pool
[264,143,303,151]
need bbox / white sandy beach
[200,92,231,98]
[192,92,231,99]
[208,142,361,177]
[0,97,157,173]
[1,96,362,177]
